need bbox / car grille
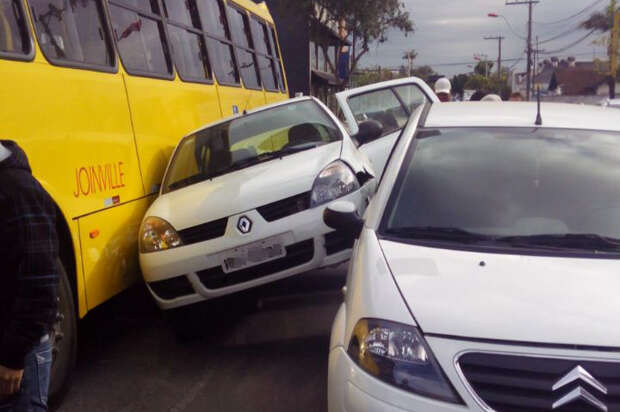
[177,218,228,245]
[148,275,194,300]
[458,352,620,411]
[196,239,314,289]
[324,231,354,255]
[257,192,311,222]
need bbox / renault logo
[237,216,252,234]
[552,366,607,411]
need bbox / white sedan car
[325,102,620,412]
[139,97,380,310]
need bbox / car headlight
[139,217,183,253]
[347,318,463,404]
[310,161,360,207]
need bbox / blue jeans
[0,337,52,412]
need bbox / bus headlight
[140,217,183,253]
[310,161,360,207]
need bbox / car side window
[0,0,31,57]
[347,88,408,139]
[393,84,428,113]
[108,0,173,77]
[30,0,114,68]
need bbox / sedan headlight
[310,161,360,207]
[140,217,183,253]
[347,318,462,404]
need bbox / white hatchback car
[325,102,620,412]
[139,97,381,310]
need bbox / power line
[533,0,605,25]
[536,29,597,54]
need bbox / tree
[410,65,437,83]
[402,49,417,76]
[280,0,414,85]
[581,4,618,32]
[474,60,494,77]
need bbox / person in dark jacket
[0,140,59,412]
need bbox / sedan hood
[149,142,341,229]
[380,240,620,347]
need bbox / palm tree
[402,50,417,76]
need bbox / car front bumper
[140,189,369,310]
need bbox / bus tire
[49,258,77,402]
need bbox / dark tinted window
[226,4,251,48]
[196,0,227,38]
[268,26,285,90]
[206,38,238,84]
[258,55,276,90]
[163,0,195,27]
[168,25,210,81]
[236,48,259,89]
[249,17,268,54]
[0,0,30,56]
[109,4,172,76]
[384,128,620,253]
[30,0,113,66]
[113,0,159,14]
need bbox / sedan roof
[425,102,620,132]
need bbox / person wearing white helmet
[434,77,452,102]
[481,93,502,102]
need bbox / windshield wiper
[384,226,495,243]
[270,142,323,158]
[496,233,620,252]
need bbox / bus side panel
[0,59,145,316]
[122,75,222,194]
[218,86,266,117]
[78,197,151,310]
[264,91,289,105]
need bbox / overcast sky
[363,0,609,76]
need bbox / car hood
[148,142,341,229]
[380,239,620,347]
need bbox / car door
[336,78,438,178]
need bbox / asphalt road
[54,266,346,412]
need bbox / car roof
[424,102,620,132]
[183,96,315,138]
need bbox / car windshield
[162,100,341,193]
[382,127,620,255]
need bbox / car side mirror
[323,201,364,239]
[354,120,383,146]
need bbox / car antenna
[535,87,543,126]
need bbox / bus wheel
[49,259,77,402]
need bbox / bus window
[29,0,113,68]
[162,0,212,83]
[226,4,260,89]
[205,38,238,85]
[108,0,172,78]
[196,0,227,39]
[250,17,277,91]
[0,0,31,57]
[268,26,285,91]
[196,0,239,86]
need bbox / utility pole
[484,35,505,81]
[610,0,619,98]
[507,0,539,101]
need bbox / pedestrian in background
[470,90,485,101]
[434,78,452,102]
[0,141,59,412]
[481,94,503,102]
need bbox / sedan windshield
[162,100,341,193]
[382,127,620,255]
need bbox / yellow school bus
[0,0,288,394]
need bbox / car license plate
[220,236,286,273]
